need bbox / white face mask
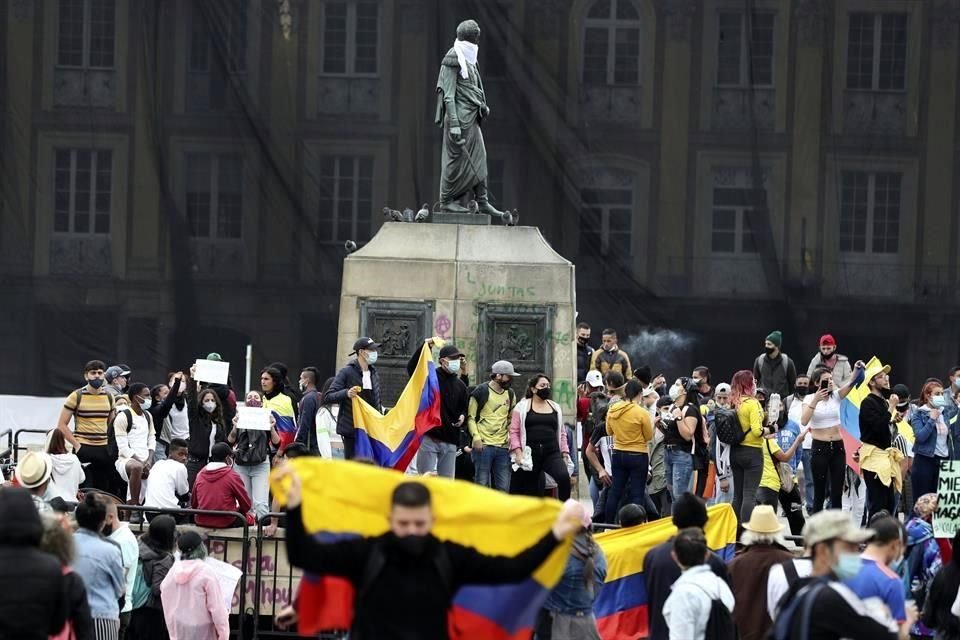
[366,352,379,365]
[202,400,217,414]
[447,359,461,374]
[140,398,152,411]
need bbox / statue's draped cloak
[435,49,488,202]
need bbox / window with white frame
[321,1,380,75]
[579,185,633,259]
[839,171,901,254]
[185,153,243,240]
[187,1,249,110]
[318,155,374,243]
[846,13,907,91]
[710,168,765,254]
[582,0,641,85]
[54,149,112,234]
[57,0,116,68]
[716,11,774,87]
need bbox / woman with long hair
[730,370,765,525]
[911,380,960,499]
[46,428,85,502]
[261,366,299,451]
[127,515,177,640]
[801,366,858,512]
[509,374,572,500]
[228,390,281,522]
[186,373,229,489]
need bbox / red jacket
[191,463,252,528]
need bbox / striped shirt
[64,388,114,446]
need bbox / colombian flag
[352,341,441,469]
[839,356,886,473]
[264,392,297,450]
[271,458,572,638]
[593,504,738,639]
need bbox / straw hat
[15,451,53,489]
[742,505,784,534]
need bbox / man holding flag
[326,337,383,460]
[275,463,584,640]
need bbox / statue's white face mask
[453,40,479,79]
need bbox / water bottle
[767,393,781,426]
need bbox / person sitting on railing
[143,438,190,523]
[191,442,253,528]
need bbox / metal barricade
[13,428,54,463]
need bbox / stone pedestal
[432,212,491,226]
[337,222,577,416]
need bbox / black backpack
[714,407,746,445]
[691,584,736,640]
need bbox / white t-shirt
[767,558,814,620]
[143,459,189,510]
[802,391,842,430]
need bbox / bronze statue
[435,19,514,223]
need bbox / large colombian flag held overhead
[352,340,442,470]
[271,458,572,639]
[593,503,738,640]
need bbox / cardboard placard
[934,460,960,538]
[194,359,230,385]
[236,406,271,431]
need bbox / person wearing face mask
[185,376,229,489]
[191,442,253,528]
[281,469,584,640]
[753,330,797,401]
[843,515,908,627]
[509,374,572,500]
[772,510,916,640]
[326,337,383,460]
[150,372,185,462]
[710,383,735,506]
[806,334,854,388]
[409,341,469,478]
[72,493,125,640]
[858,361,907,522]
[910,380,960,499]
[576,322,594,384]
[890,386,915,517]
[294,367,322,455]
[57,359,117,493]
[102,502,139,638]
[588,329,633,379]
[468,360,518,491]
[112,383,156,513]
[229,391,281,521]
[603,378,655,524]
[785,375,817,510]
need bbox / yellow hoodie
[606,399,655,454]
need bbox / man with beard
[806,335,853,388]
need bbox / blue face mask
[932,396,948,409]
[447,359,461,374]
[834,552,862,580]
[366,351,378,365]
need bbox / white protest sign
[194,359,230,385]
[204,556,243,613]
[934,460,960,538]
[236,406,271,431]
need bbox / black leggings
[510,441,571,501]
[863,470,895,522]
[811,439,845,512]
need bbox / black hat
[177,530,204,555]
[892,384,911,409]
[634,366,652,385]
[351,337,380,355]
[438,345,464,360]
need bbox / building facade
[1,0,958,393]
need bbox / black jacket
[326,361,382,438]
[0,489,69,640]
[576,342,594,383]
[64,570,94,640]
[286,505,558,640]
[149,377,182,440]
[186,385,228,461]
[642,536,732,640]
[407,353,469,445]
[295,390,322,454]
[138,539,175,610]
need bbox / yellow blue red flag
[593,503,738,639]
[352,341,441,469]
[271,458,572,639]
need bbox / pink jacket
[508,398,570,454]
[160,559,230,640]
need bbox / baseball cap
[104,366,124,382]
[892,384,911,410]
[715,383,732,394]
[351,337,380,355]
[438,345,464,360]
[802,510,875,547]
[115,363,132,376]
[491,360,517,376]
[585,370,604,388]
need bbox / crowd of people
[4,325,960,639]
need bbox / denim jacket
[910,406,960,459]
[543,535,607,615]
[72,529,125,620]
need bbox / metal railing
[13,428,53,463]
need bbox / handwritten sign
[237,406,271,431]
[204,556,243,612]
[208,531,301,615]
[194,359,230,385]
[935,461,960,538]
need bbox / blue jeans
[472,445,511,491]
[801,448,815,510]
[416,436,457,478]
[605,451,649,524]
[233,460,270,520]
[664,446,694,497]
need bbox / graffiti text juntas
[465,271,536,299]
